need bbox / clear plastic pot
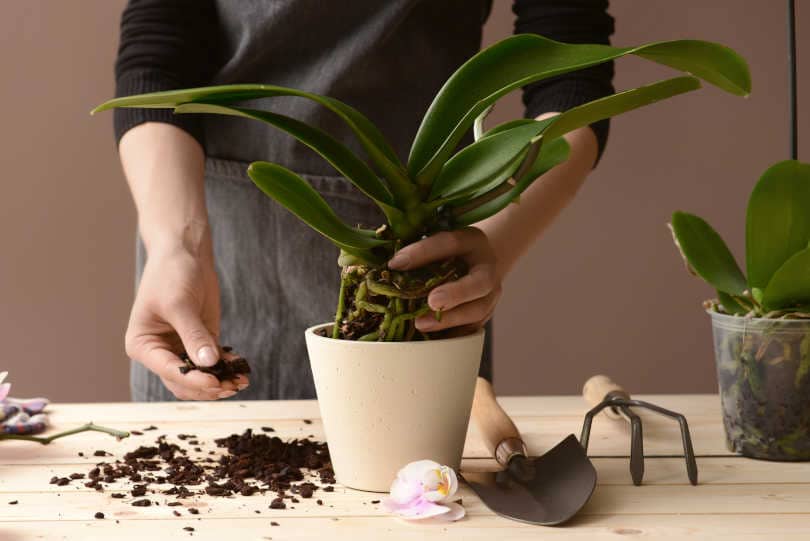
[710,311,810,460]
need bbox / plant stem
[378,300,395,340]
[359,331,380,341]
[332,274,349,339]
[0,422,130,445]
[356,300,387,313]
[391,305,430,334]
[387,298,404,341]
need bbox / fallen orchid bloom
[0,371,129,443]
[0,372,10,402]
[383,460,465,522]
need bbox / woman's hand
[388,227,501,333]
[119,123,246,400]
[125,233,247,400]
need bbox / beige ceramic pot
[305,324,484,492]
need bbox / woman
[113,0,614,401]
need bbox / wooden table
[1,395,808,540]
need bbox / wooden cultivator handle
[583,374,631,420]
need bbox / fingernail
[237,383,249,391]
[429,291,447,310]
[388,252,411,269]
[217,390,236,399]
[197,346,218,367]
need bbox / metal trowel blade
[462,434,596,526]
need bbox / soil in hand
[177,347,251,382]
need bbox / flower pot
[305,324,484,491]
[710,312,810,460]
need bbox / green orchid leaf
[479,119,539,139]
[408,34,751,186]
[430,118,556,201]
[247,161,389,264]
[92,84,414,204]
[541,77,700,141]
[453,136,570,226]
[746,160,810,289]
[458,151,527,203]
[444,76,697,216]
[717,290,748,315]
[434,76,699,207]
[762,247,810,310]
[176,103,395,204]
[670,211,747,295]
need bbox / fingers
[427,264,499,311]
[388,228,487,270]
[387,227,500,333]
[416,290,499,332]
[126,335,222,399]
[126,329,247,401]
[164,379,231,401]
[164,302,220,367]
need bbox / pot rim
[706,309,810,325]
[305,323,485,346]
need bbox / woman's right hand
[125,230,247,400]
[118,122,247,401]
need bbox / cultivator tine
[619,405,645,486]
[579,401,608,452]
[579,396,699,486]
[624,398,699,486]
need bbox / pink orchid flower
[0,372,10,402]
[383,460,465,522]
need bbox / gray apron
[131,0,493,401]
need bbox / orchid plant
[670,160,810,319]
[93,34,750,341]
[669,160,810,461]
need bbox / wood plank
[1,482,809,522]
[463,413,731,457]
[42,395,721,423]
[2,514,810,541]
[4,457,809,494]
[0,420,326,465]
[464,457,810,486]
[2,396,805,539]
[0,409,732,465]
[497,394,722,418]
[44,400,324,424]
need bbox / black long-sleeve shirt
[113,0,614,167]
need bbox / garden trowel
[462,378,596,526]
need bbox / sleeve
[113,0,223,147]
[513,0,615,162]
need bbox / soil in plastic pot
[711,312,810,460]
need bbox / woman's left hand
[387,227,501,333]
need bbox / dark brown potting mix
[49,426,335,523]
[177,348,251,382]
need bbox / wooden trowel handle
[583,374,631,420]
[471,377,527,468]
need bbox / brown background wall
[1,1,807,402]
